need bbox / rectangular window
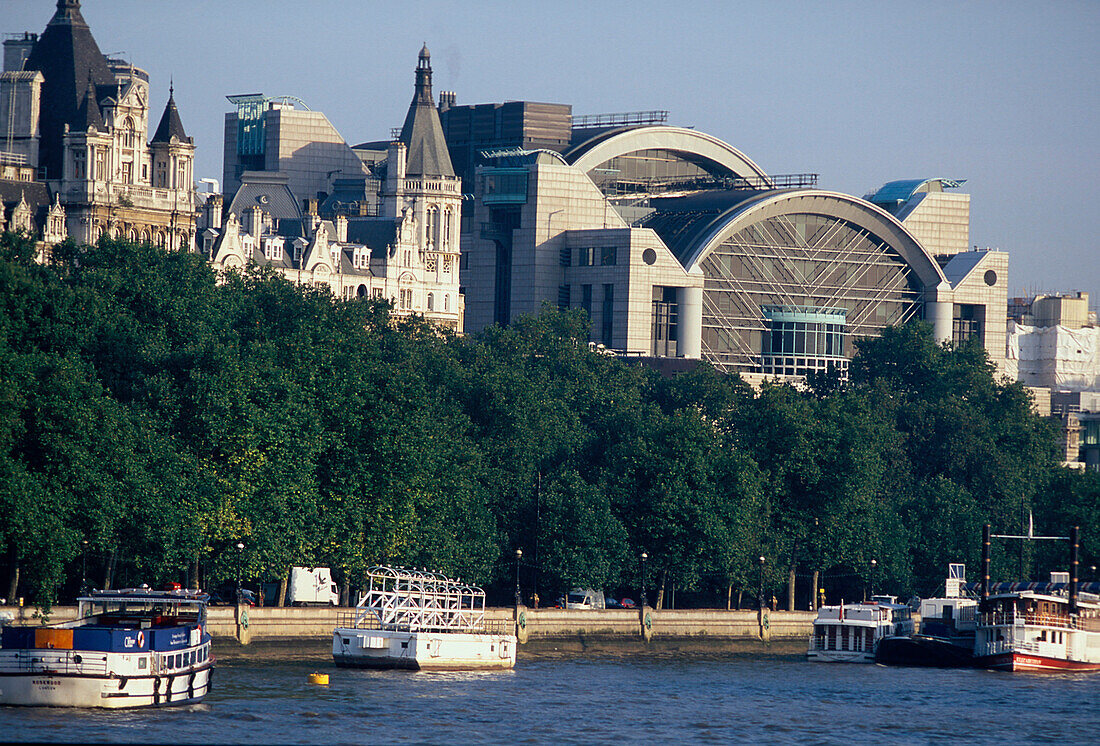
[579,247,595,266]
[601,246,617,266]
[558,285,571,310]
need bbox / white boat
[973,576,1100,672]
[0,588,213,708]
[333,566,516,670]
[807,595,914,662]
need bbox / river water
[6,649,1099,744]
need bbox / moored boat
[333,566,516,670]
[807,596,914,663]
[0,588,213,708]
[876,563,978,668]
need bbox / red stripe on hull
[977,652,1100,673]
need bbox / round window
[642,248,657,265]
[984,269,997,286]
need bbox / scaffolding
[347,566,487,633]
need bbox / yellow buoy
[308,672,329,685]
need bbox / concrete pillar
[680,285,703,359]
[514,605,528,644]
[235,602,252,645]
[927,284,954,344]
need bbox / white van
[288,566,340,606]
[566,588,606,610]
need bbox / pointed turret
[152,84,190,143]
[397,45,454,178]
[22,0,115,178]
[75,74,104,132]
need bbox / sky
[4,0,1097,302]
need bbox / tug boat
[876,564,979,668]
[333,566,516,670]
[0,588,212,707]
[807,596,914,663]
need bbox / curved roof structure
[866,178,966,206]
[564,125,772,184]
[642,188,947,289]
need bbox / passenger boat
[876,564,978,668]
[807,596,914,663]
[333,566,516,670]
[973,582,1100,672]
[0,588,212,707]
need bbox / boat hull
[806,649,875,663]
[0,664,212,708]
[975,651,1100,673]
[875,635,975,668]
[333,628,516,671]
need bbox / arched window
[443,207,452,249]
[427,293,434,311]
[426,206,438,247]
[357,284,367,298]
[122,117,135,149]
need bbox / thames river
[6,649,1099,744]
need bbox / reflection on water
[6,654,1100,744]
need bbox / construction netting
[1005,322,1100,391]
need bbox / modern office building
[457,112,1010,377]
[1,0,195,249]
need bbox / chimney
[439,90,456,112]
[303,197,319,215]
[203,194,223,230]
[335,214,347,243]
[248,205,263,240]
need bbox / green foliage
[0,233,1076,608]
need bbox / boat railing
[0,649,110,676]
[976,638,1041,657]
[337,609,511,636]
[979,611,1085,630]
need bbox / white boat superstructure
[808,596,914,662]
[0,589,212,708]
[333,566,516,670]
[974,587,1100,672]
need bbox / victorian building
[0,0,195,249]
[204,46,463,330]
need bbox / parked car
[566,588,606,610]
[619,597,636,609]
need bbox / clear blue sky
[4,0,1097,301]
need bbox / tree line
[1,233,1096,609]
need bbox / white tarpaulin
[1005,322,1100,391]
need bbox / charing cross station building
[3,1,1015,380]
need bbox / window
[426,206,438,247]
[602,284,614,345]
[73,149,86,179]
[426,255,437,273]
[443,208,452,249]
[601,246,617,266]
[142,163,148,182]
[427,293,435,311]
[444,294,449,311]
[400,288,413,310]
[581,284,592,316]
[579,247,595,266]
[442,256,452,274]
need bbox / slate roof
[345,218,398,254]
[0,178,54,230]
[22,0,115,179]
[227,173,303,222]
[152,88,190,143]
[398,46,455,178]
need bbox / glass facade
[698,212,922,374]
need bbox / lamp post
[640,552,648,608]
[514,548,523,606]
[235,542,244,603]
[80,540,89,596]
[870,558,878,599]
[758,555,766,610]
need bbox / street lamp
[80,540,89,596]
[870,558,878,599]
[758,556,766,611]
[640,552,648,608]
[235,542,244,603]
[514,548,523,606]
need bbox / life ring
[137,631,145,647]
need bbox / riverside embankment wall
[1,605,815,646]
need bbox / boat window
[139,658,147,669]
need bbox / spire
[152,85,190,144]
[397,45,454,178]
